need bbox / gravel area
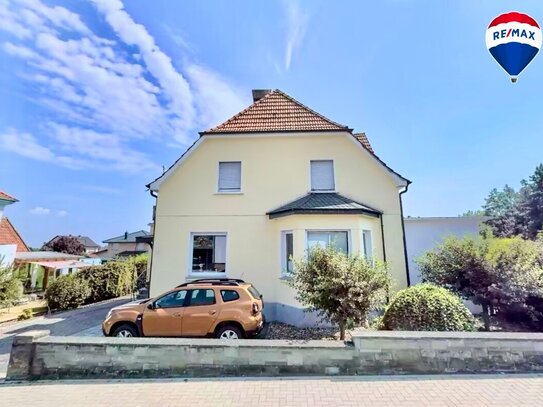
[263,322,352,341]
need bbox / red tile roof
[353,132,374,153]
[202,89,350,134]
[0,191,17,202]
[0,217,29,252]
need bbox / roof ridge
[202,89,351,134]
[202,90,277,134]
[273,89,349,131]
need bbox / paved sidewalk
[1,375,543,406]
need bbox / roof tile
[203,89,350,134]
[0,217,29,252]
[353,132,374,153]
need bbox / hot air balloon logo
[485,11,542,83]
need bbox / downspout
[379,215,386,262]
[399,184,411,286]
[147,189,158,297]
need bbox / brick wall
[7,330,543,380]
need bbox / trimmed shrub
[78,260,136,304]
[381,284,474,331]
[18,308,33,321]
[45,275,91,311]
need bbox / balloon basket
[511,77,517,83]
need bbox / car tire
[216,325,243,339]
[112,324,139,338]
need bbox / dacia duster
[102,279,264,339]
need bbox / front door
[142,290,187,337]
[181,289,219,336]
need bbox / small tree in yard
[0,263,23,309]
[417,233,543,330]
[288,246,390,340]
[43,236,85,255]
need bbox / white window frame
[217,161,242,194]
[188,232,228,278]
[362,229,373,259]
[280,230,294,277]
[309,160,336,192]
[305,229,350,254]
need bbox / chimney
[124,231,128,240]
[252,89,272,102]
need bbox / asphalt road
[0,296,130,378]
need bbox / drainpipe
[379,215,386,262]
[146,189,158,297]
[399,184,411,287]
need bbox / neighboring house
[44,235,101,254]
[96,230,151,260]
[147,89,411,326]
[404,216,487,285]
[0,191,29,266]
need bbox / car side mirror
[147,302,156,310]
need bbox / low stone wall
[7,330,543,380]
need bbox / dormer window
[218,162,241,192]
[310,160,335,191]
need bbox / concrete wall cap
[350,330,543,340]
[13,330,50,344]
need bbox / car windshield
[247,285,261,300]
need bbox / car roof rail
[176,278,246,288]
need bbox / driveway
[0,296,131,378]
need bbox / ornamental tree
[43,235,86,255]
[288,246,390,340]
[417,233,543,330]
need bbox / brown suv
[102,279,264,339]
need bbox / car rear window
[220,290,240,302]
[247,285,261,300]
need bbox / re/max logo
[493,28,536,40]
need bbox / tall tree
[517,164,543,240]
[43,236,86,255]
[483,185,520,237]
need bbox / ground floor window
[191,234,226,273]
[281,231,294,275]
[362,229,373,258]
[306,230,349,254]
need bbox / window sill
[309,190,336,194]
[214,191,244,195]
[279,275,292,281]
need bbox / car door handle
[209,310,217,315]
[173,313,182,317]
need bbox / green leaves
[288,246,390,337]
[381,284,474,331]
[45,275,91,311]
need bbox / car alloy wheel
[116,329,133,337]
[219,329,239,339]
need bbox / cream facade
[149,130,410,325]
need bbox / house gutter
[399,183,411,287]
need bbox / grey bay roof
[267,193,382,219]
[15,251,83,261]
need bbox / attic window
[218,162,241,192]
[310,160,335,191]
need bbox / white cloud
[284,0,309,71]
[57,210,68,217]
[0,0,246,173]
[29,206,51,215]
[81,185,122,195]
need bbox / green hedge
[381,284,474,331]
[45,275,91,311]
[77,260,136,304]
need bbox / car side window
[220,290,240,302]
[188,289,216,306]
[155,290,187,309]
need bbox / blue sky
[1,0,543,247]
